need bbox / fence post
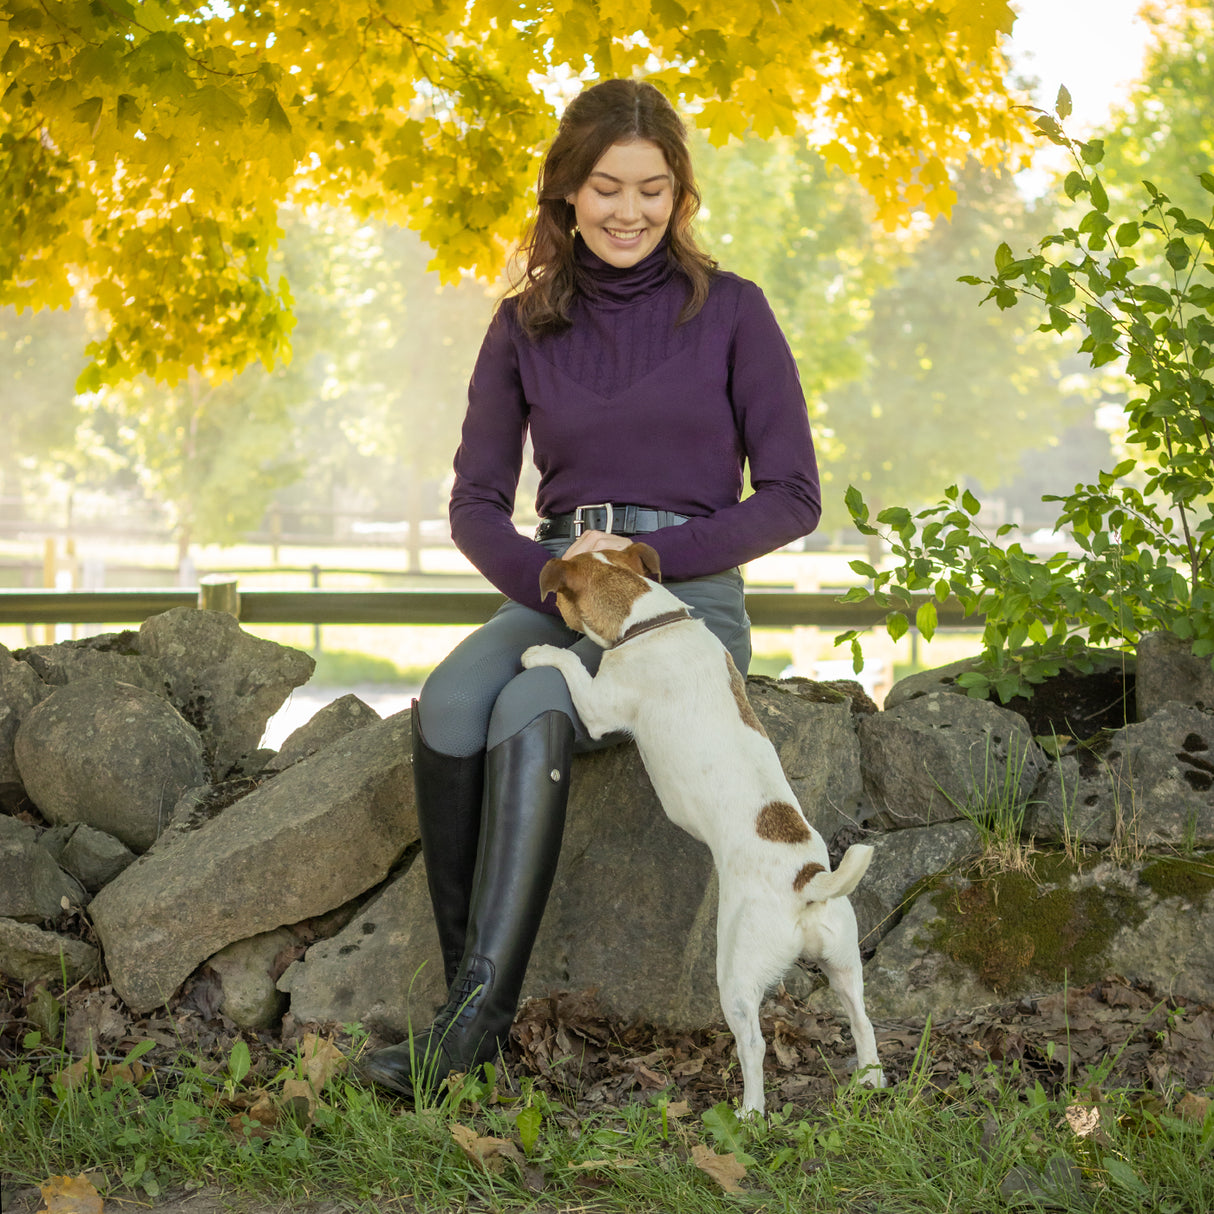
[198,574,240,617]
[42,537,56,644]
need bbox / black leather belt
[535,504,692,540]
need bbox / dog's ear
[628,542,662,582]
[538,558,568,600]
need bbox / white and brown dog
[521,542,884,1115]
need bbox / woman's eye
[595,189,618,198]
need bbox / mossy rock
[856,851,1214,1018]
[1138,853,1214,902]
[919,855,1147,993]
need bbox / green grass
[307,648,433,687]
[2,1026,1210,1212]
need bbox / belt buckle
[573,503,613,537]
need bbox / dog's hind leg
[815,926,885,1089]
[716,896,777,1116]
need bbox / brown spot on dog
[793,862,825,892]
[756,800,811,843]
[726,653,766,736]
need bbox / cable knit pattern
[449,237,821,615]
[536,239,690,398]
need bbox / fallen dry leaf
[691,1143,747,1193]
[52,1052,101,1093]
[280,1077,318,1126]
[38,1173,104,1213]
[225,1088,279,1138]
[450,1122,524,1174]
[101,1059,146,1087]
[1064,1103,1102,1138]
[1176,1093,1210,1122]
[297,1032,346,1093]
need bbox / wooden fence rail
[0,586,985,630]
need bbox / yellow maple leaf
[38,1173,105,1214]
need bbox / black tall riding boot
[362,709,573,1099]
[412,703,485,987]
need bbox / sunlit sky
[1006,0,1151,132]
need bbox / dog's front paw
[521,644,562,670]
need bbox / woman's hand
[563,529,633,558]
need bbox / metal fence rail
[0,587,984,630]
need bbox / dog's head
[538,543,661,646]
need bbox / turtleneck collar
[573,233,677,307]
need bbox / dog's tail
[793,844,873,902]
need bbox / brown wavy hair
[511,78,716,339]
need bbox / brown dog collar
[612,608,692,648]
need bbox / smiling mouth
[605,228,644,240]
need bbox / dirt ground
[0,1182,352,1214]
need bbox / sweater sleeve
[448,303,560,614]
[643,279,821,580]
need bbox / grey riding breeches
[417,539,753,758]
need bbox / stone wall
[2,610,1212,1038]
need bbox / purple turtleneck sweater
[449,238,821,615]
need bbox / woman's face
[566,139,675,268]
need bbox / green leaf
[994,241,1014,272]
[1166,238,1191,271]
[1063,171,1088,200]
[876,506,912,528]
[1054,84,1072,120]
[849,560,878,578]
[1200,171,1214,195]
[228,1040,252,1084]
[887,612,909,642]
[1089,174,1109,213]
[702,1101,757,1166]
[961,489,981,515]
[843,484,869,525]
[1033,114,1066,145]
[1102,1156,1149,1195]
[1079,138,1104,165]
[915,600,938,641]
[516,1105,542,1155]
[1114,221,1139,247]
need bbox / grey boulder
[88,711,416,1013]
[14,676,208,852]
[139,607,315,776]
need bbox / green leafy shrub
[839,97,1214,702]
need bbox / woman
[362,77,821,1097]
